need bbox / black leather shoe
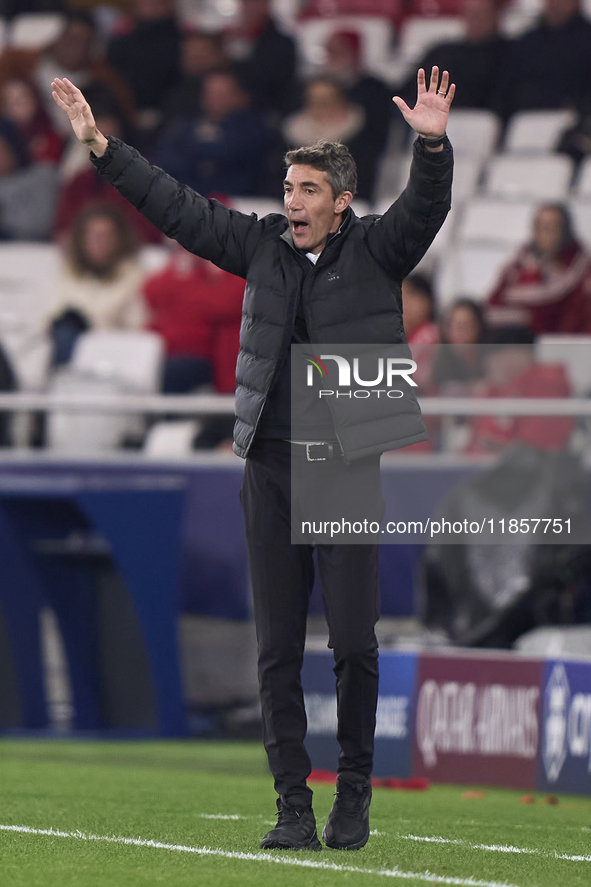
[260,797,322,850]
[322,773,372,850]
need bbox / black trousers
[240,438,381,808]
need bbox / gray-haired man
[52,67,454,851]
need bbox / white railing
[0,394,588,417]
[0,392,235,415]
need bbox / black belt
[290,441,344,462]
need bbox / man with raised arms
[52,67,454,852]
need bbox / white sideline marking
[454,820,591,834]
[198,813,275,826]
[199,814,246,820]
[0,823,521,887]
[400,834,591,863]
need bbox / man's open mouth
[291,220,309,234]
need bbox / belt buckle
[306,442,329,462]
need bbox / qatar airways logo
[304,353,417,399]
[416,679,539,768]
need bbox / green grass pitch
[0,739,590,886]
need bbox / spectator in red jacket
[487,204,591,335]
[142,242,244,394]
[465,326,574,454]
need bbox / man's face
[447,305,480,344]
[2,80,37,127]
[325,33,359,75]
[543,0,579,28]
[202,74,246,121]
[283,164,351,254]
[306,80,345,119]
[82,215,120,269]
[463,0,499,42]
[52,21,94,71]
[134,0,175,21]
[182,35,223,77]
[534,207,564,256]
[240,0,270,28]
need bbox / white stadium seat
[500,8,538,36]
[8,13,64,48]
[0,243,59,328]
[568,199,591,247]
[397,16,465,67]
[375,153,482,211]
[229,197,284,218]
[510,0,544,16]
[416,208,459,274]
[350,199,371,217]
[445,110,502,159]
[536,336,591,396]
[435,242,515,307]
[388,151,413,203]
[372,190,407,217]
[294,16,394,78]
[46,369,131,453]
[269,0,300,30]
[575,157,591,198]
[144,420,202,458]
[138,245,172,275]
[72,330,164,393]
[372,193,458,272]
[484,154,574,201]
[503,110,576,153]
[450,156,484,203]
[456,197,537,246]
[46,331,165,453]
[0,243,59,391]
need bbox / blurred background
[0,0,591,741]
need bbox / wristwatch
[419,134,446,149]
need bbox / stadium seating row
[5,3,591,85]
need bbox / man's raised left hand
[392,66,455,146]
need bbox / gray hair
[284,140,357,199]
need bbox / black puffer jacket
[91,137,453,459]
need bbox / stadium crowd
[0,0,589,455]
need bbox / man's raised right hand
[51,77,109,157]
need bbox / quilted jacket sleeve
[366,136,453,281]
[90,137,268,280]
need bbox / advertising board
[412,654,542,789]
